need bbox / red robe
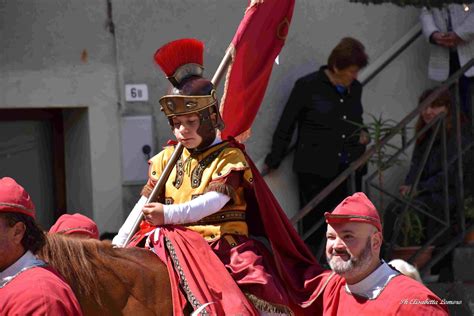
[130,139,328,315]
[322,273,449,315]
[0,266,82,315]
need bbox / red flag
[220,0,295,141]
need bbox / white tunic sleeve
[163,191,230,224]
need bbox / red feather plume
[153,38,204,77]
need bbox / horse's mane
[37,234,168,314]
[38,234,115,306]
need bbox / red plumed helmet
[153,38,204,86]
[154,38,225,147]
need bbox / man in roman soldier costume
[113,39,328,315]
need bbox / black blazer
[265,66,366,178]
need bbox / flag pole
[212,48,232,86]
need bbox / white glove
[112,195,148,247]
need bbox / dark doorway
[0,108,66,228]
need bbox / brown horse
[38,234,173,316]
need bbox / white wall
[112,0,433,220]
[249,1,431,217]
[0,0,122,232]
[0,0,435,231]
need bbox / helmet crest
[154,38,225,151]
[154,38,204,87]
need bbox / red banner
[220,0,295,141]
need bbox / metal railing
[289,57,474,269]
[358,24,422,85]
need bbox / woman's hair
[415,87,452,144]
[0,212,46,254]
[327,37,368,71]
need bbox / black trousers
[449,52,474,197]
[450,51,473,119]
[297,166,364,249]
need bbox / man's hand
[431,31,453,48]
[431,31,465,48]
[142,202,165,226]
[260,163,273,176]
[445,31,465,47]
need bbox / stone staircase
[426,245,474,315]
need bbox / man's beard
[327,237,373,276]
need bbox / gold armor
[143,141,253,242]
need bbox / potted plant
[391,199,434,269]
[350,113,405,208]
[352,114,435,268]
[399,208,424,247]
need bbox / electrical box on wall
[121,116,154,184]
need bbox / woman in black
[264,37,370,252]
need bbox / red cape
[231,139,328,314]
[131,139,328,315]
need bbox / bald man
[321,192,448,315]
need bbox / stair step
[453,246,474,281]
[427,282,474,315]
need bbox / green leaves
[465,196,474,220]
[349,113,405,172]
[398,196,427,246]
[348,112,407,210]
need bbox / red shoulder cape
[229,139,328,314]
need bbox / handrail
[358,24,421,85]
[290,58,474,225]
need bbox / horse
[37,233,173,316]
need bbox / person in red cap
[320,192,448,315]
[50,213,99,239]
[0,177,83,315]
